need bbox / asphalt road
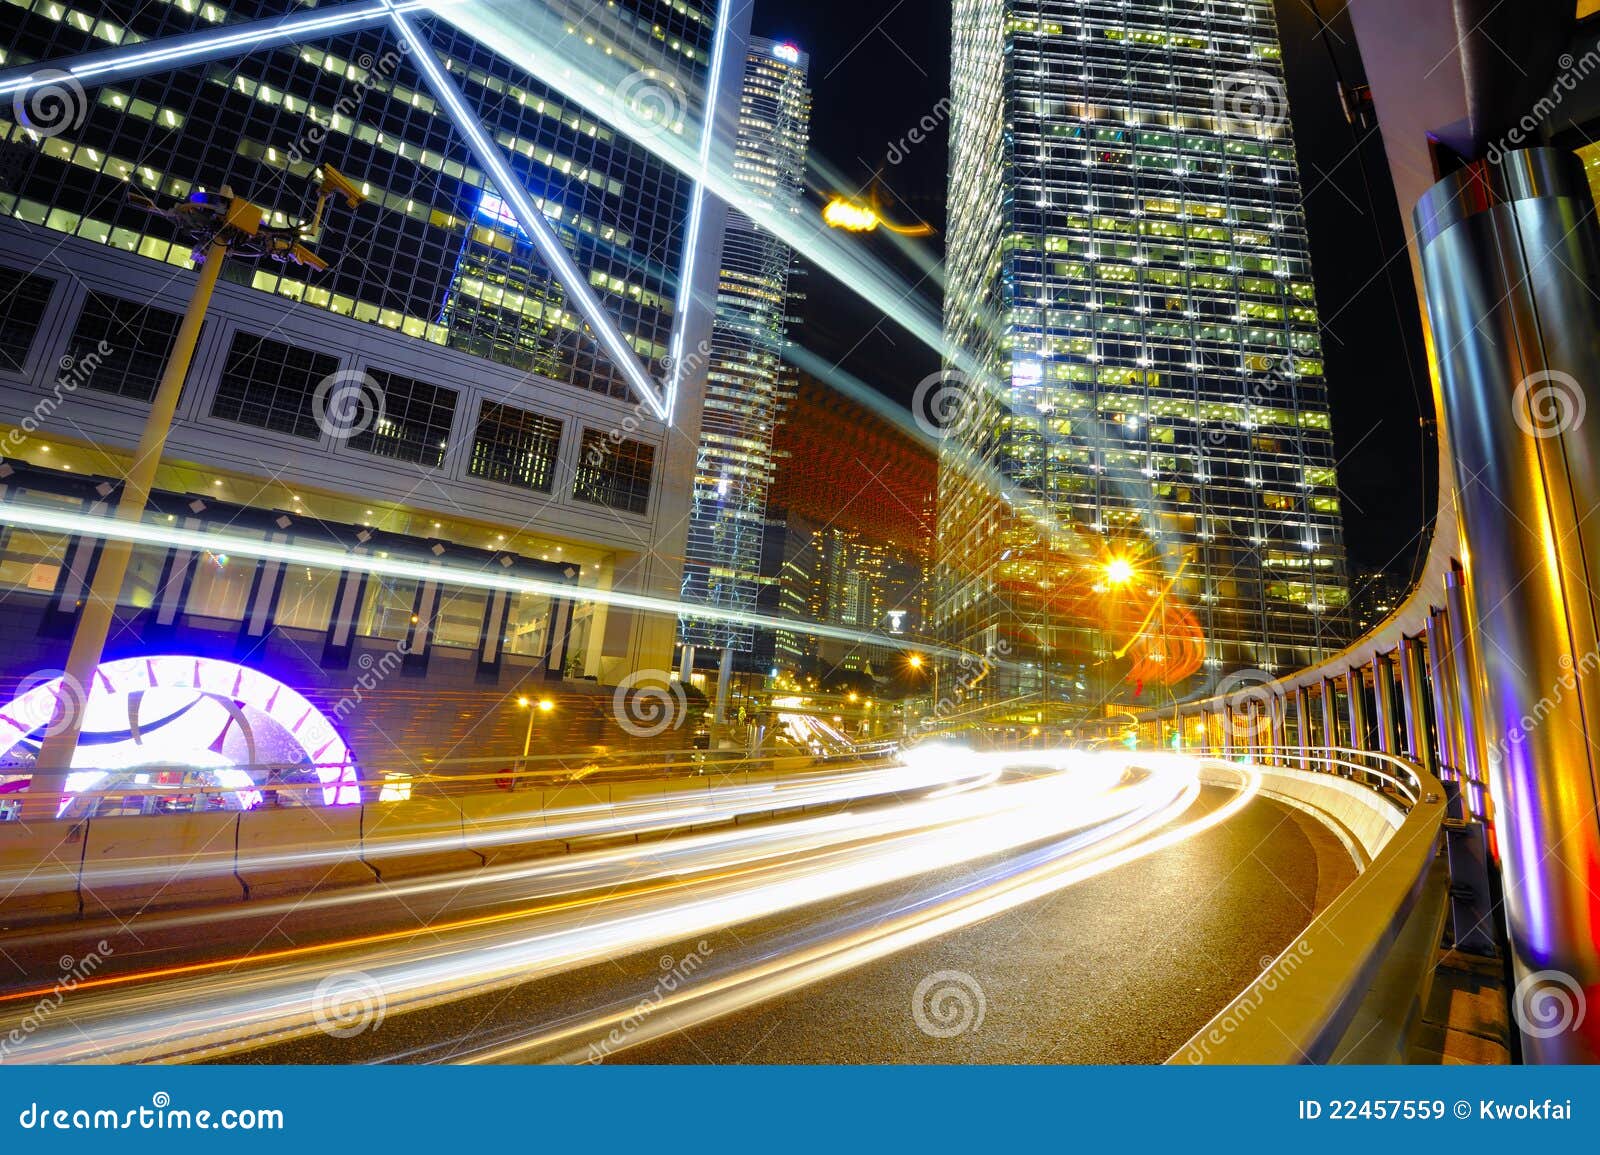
[235,787,1352,1064]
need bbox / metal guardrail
[1167,744,1450,1064]
[0,742,903,819]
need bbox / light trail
[0,501,965,661]
[0,755,989,950]
[468,760,1260,1064]
[0,749,1237,1064]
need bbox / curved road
[0,752,1354,1064]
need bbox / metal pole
[1269,692,1286,766]
[1426,607,1463,779]
[25,240,226,818]
[1444,569,1491,819]
[1371,651,1397,756]
[1398,634,1436,778]
[1346,665,1368,753]
[1418,148,1600,1059]
[1293,684,1312,770]
[1319,676,1338,762]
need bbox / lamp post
[518,695,555,765]
[23,171,363,820]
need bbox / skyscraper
[679,37,811,668]
[938,0,1348,723]
[0,2,746,715]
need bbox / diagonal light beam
[0,0,416,98]
[0,0,692,422]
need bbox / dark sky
[753,0,1434,578]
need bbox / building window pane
[0,265,55,372]
[468,401,563,493]
[210,332,340,439]
[186,548,256,621]
[503,590,551,657]
[346,369,458,467]
[433,587,486,649]
[66,292,185,401]
[360,576,417,641]
[275,563,340,631]
[0,529,66,594]
[572,428,654,514]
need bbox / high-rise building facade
[938,0,1349,722]
[679,36,810,664]
[0,1,747,702]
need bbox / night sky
[752,0,1435,580]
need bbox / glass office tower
[938,0,1348,723]
[679,37,811,663]
[0,0,715,399]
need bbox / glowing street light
[907,654,925,670]
[1104,557,1137,587]
[822,195,935,237]
[519,695,557,760]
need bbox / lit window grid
[939,0,1348,706]
[0,1,714,402]
[64,291,185,403]
[680,39,809,653]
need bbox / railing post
[1319,676,1338,760]
[1346,666,1368,753]
[1269,692,1287,766]
[1293,684,1312,770]
[1426,607,1464,784]
[1398,634,1437,778]
[1371,651,1397,756]
[1443,569,1491,819]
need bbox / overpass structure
[0,0,1598,1066]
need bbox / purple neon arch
[0,655,359,805]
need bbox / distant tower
[679,37,811,669]
[937,0,1349,722]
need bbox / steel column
[1426,607,1464,778]
[1417,147,1600,1060]
[1293,684,1312,770]
[1398,634,1436,777]
[1371,651,1398,755]
[1346,666,1369,753]
[1319,676,1338,758]
[1444,568,1492,818]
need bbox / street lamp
[25,168,364,818]
[518,695,556,761]
[821,194,935,237]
